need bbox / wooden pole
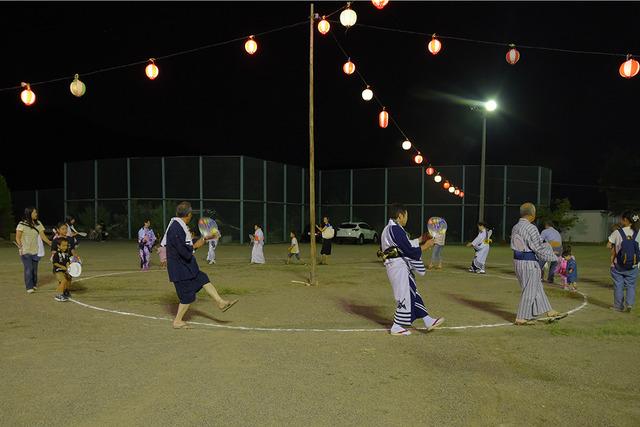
[308,3,317,285]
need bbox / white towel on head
[160,218,193,247]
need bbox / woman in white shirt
[15,207,52,293]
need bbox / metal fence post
[35,190,39,210]
[537,166,542,206]
[384,168,388,226]
[63,162,67,219]
[127,158,131,240]
[461,165,465,243]
[548,169,553,206]
[94,160,98,229]
[349,169,353,222]
[502,165,507,241]
[318,170,322,222]
[301,168,305,235]
[240,156,244,244]
[283,164,287,242]
[263,160,267,241]
[421,167,425,235]
[161,157,166,229]
[199,156,203,217]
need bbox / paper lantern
[506,45,520,65]
[454,189,460,196]
[340,6,357,28]
[459,191,465,198]
[426,166,435,176]
[145,59,159,80]
[20,82,36,106]
[371,0,389,9]
[361,86,373,101]
[619,55,640,79]
[443,181,451,190]
[245,36,258,55]
[428,34,442,55]
[449,186,456,193]
[343,59,356,75]
[378,108,389,128]
[434,174,442,183]
[402,140,411,150]
[69,74,86,97]
[318,17,330,35]
[414,154,424,164]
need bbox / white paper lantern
[69,74,86,97]
[340,6,357,28]
[361,86,373,101]
[402,140,411,150]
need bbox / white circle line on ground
[69,270,588,333]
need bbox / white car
[336,222,378,244]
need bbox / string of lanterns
[325,4,465,198]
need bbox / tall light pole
[475,100,497,222]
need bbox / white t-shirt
[608,226,640,254]
[433,232,446,246]
[290,237,299,254]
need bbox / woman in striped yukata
[380,203,445,336]
[511,203,567,325]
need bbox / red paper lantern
[20,82,36,106]
[426,166,435,176]
[443,181,450,190]
[343,59,356,75]
[459,191,465,198]
[245,36,258,55]
[414,154,423,164]
[379,108,388,128]
[145,59,159,80]
[506,45,520,65]
[318,17,330,35]
[428,35,442,55]
[620,55,640,79]
[371,0,389,9]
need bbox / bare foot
[172,321,192,329]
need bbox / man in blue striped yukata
[511,203,568,325]
[380,203,445,336]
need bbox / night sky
[1,1,638,209]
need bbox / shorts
[288,253,300,260]
[321,239,332,255]
[173,271,210,304]
[55,272,71,282]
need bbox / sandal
[221,299,239,312]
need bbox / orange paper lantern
[428,35,442,55]
[506,45,520,65]
[343,59,356,75]
[619,55,640,79]
[443,181,451,190]
[371,0,389,9]
[378,108,389,128]
[459,191,465,198]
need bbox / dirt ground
[1,240,639,426]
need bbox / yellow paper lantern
[318,17,330,35]
[245,36,258,55]
[69,74,86,97]
[145,59,159,80]
[20,82,36,106]
[428,34,442,55]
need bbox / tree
[537,198,580,232]
[0,176,13,239]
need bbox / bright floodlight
[485,100,497,112]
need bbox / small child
[560,247,578,292]
[52,238,72,302]
[428,225,446,270]
[287,231,301,264]
[206,230,221,265]
[157,245,167,269]
[51,222,79,261]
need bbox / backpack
[616,229,640,270]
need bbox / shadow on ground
[446,293,514,322]
[338,299,390,327]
